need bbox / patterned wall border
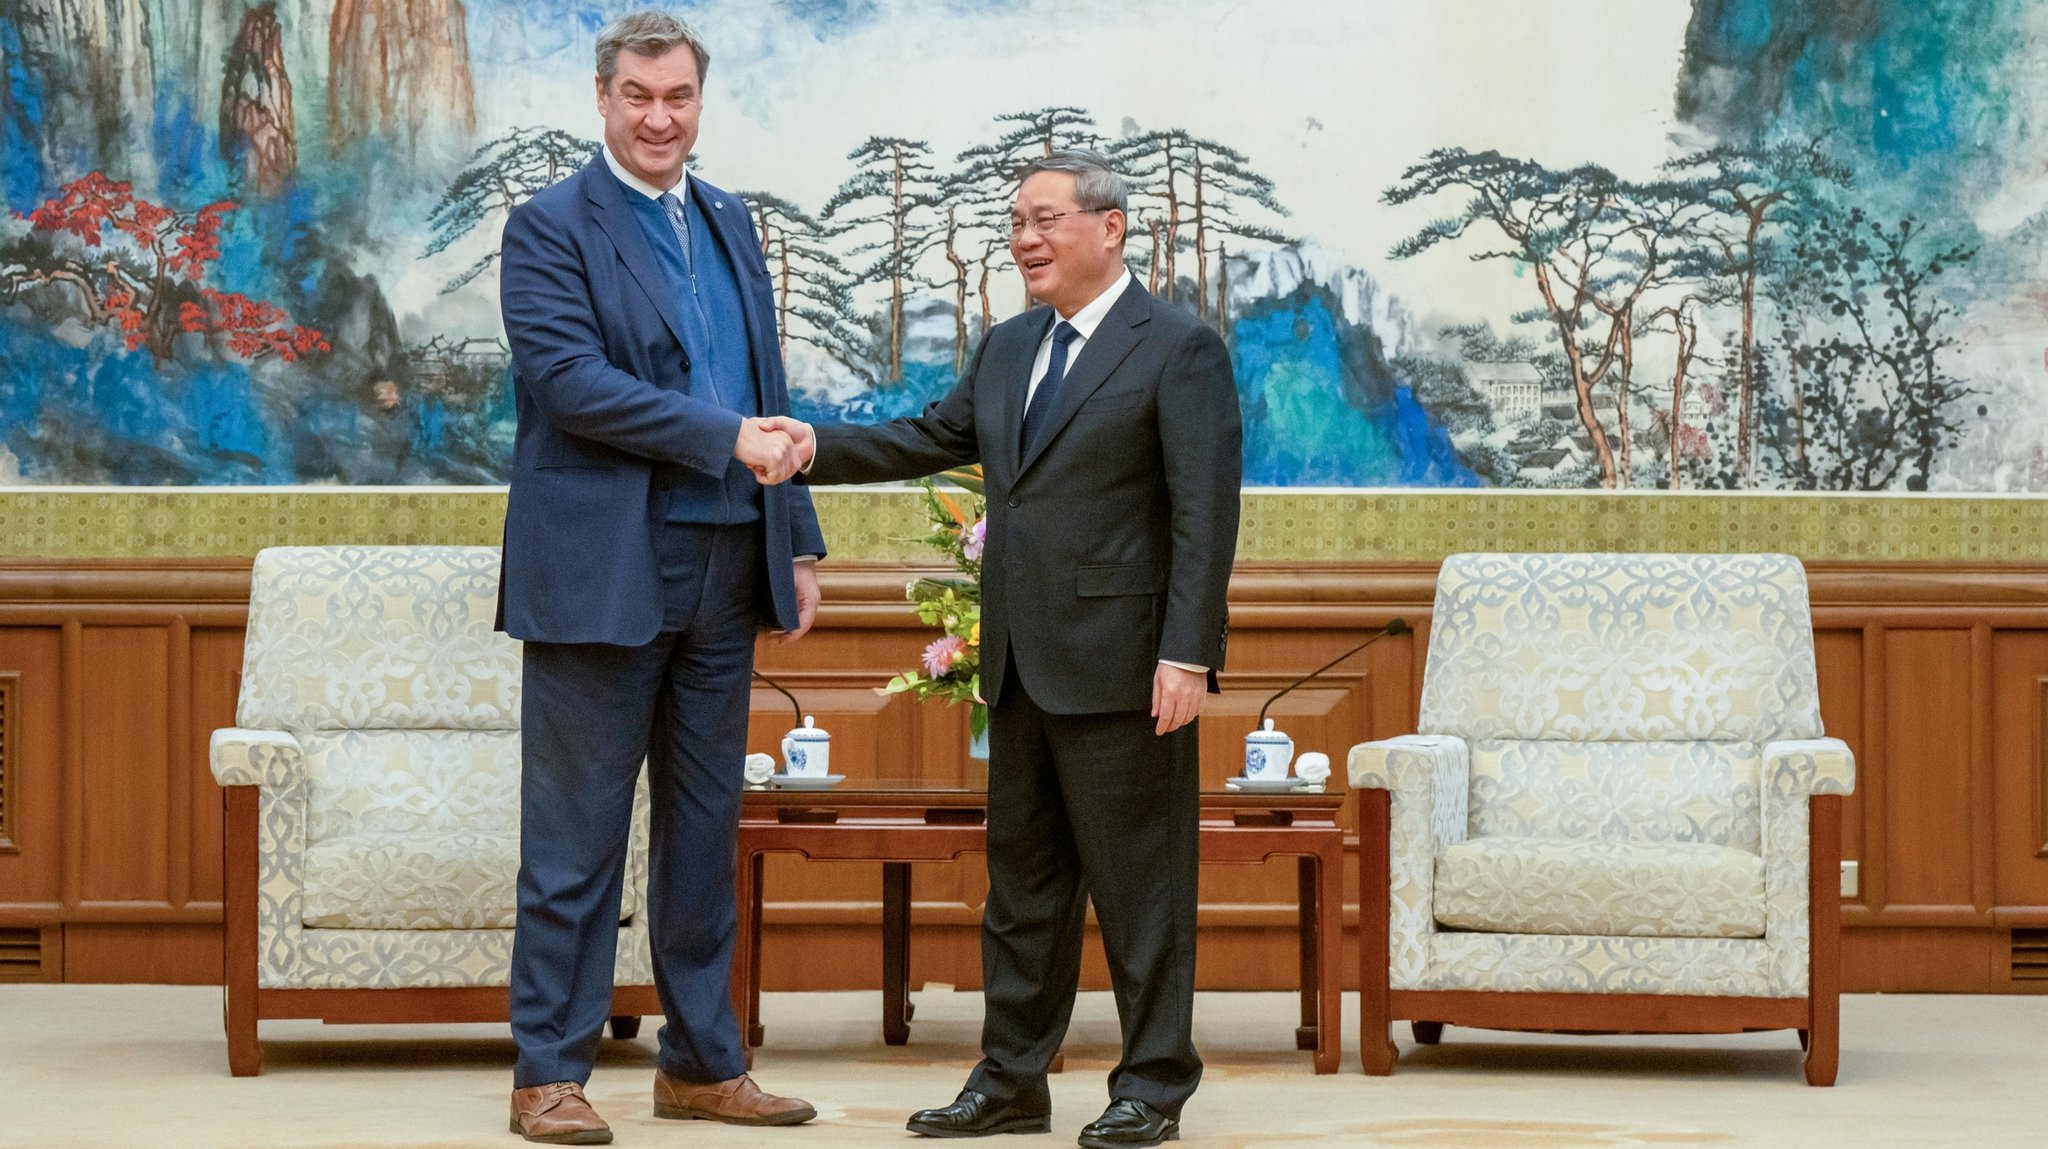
[1,488,2045,562]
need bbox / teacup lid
[1247,717,1289,742]
[789,715,829,739]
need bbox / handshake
[735,415,818,484]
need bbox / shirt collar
[1052,268,1134,341]
[602,147,687,206]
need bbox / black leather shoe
[907,1089,1052,1138]
[1076,1098,1178,1148]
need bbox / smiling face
[596,44,702,189]
[1009,170,1127,317]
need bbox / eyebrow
[619,79,695,97]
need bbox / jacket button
[1008,498,1020,508]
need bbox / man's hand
[754,415,816,473]
[735,417,801,484]
[780,558,820,641]
[1151,663,1206,736]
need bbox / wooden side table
[731,783,1346,1074]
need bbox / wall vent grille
[2012,929,2048,982]
[0,927,43,983]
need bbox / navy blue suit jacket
[496,155,825,646]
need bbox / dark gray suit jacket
[809,280,1241,714]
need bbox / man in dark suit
[770,150,1242,1149]
[496,11,820,1143]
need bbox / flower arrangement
[882,466,989,741]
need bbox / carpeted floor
[0,985,2035,1148]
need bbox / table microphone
[1257,618,1409,728]
[752,669,805,728]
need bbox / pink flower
[922,635,967,677]
[962,519,985,561]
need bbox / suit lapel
[582,158,693,358]
[1017,283,1151,478]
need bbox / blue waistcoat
[626,185,763,525]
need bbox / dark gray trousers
[966,655,1203,1118]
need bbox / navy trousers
[510,520,763,1088]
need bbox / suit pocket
[1079,388,1143,414]
[1076,562,1166,597]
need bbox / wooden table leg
[741,850,766,1049]
[883,861,912,1045]
[1313,844,1342,1074]
[1295,855,1318,1052]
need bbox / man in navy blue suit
[495,10,820,1143]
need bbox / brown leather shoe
[652,1069,816,1126]
[509,1082,612,1145]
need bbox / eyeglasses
[1008,208,1111,237]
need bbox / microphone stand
[1257,618,1409,729]
[752,669,804,729]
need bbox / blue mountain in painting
[1233,283,1475,487]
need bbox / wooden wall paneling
[1859,622,1888,915]
[1880,630,1977,913]
[183,627,243,907]
[4,558,2048,994]
[1973,622,1996,919]
[1997,639,2048,908]
[59,619,82,913]
[78,626,171,907]
[167,619,191,910]
[1813,629,1866,886]
[60,922,218,984]
[1842,927,1996,993]
[0,670,13,853]
[0,629,61,913]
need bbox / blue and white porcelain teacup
[781,716,831,777]
[1244,719,1294,781]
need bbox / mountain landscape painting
[3,0,2048,490]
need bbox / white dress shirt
[1025,268,1134,408]
[602,147,686,203]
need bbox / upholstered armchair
[1350,553,1853,1085]
[211,546,656,1075]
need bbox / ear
[594,73,608,110]
[1103,207,1128,250]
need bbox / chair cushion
[1468,739,1761,851]
[1433,836,1765,939]
[301,729,521,843]
[1418,552,1823,743]
[238,547,520,732]
[302,831,634,930]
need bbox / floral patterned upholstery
[1433,836,1766,938]
[1350,552,1855,997]
[211,546,653,990]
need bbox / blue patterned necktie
[1021,321,1080,452]
[656,191,694,279]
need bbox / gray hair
[595,10,711,88]
[1019,149,1129,215]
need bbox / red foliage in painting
[8,172,325,365]
[200,289,330,362]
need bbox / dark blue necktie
[1021,321,1080,452]
[656,191,694,280]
